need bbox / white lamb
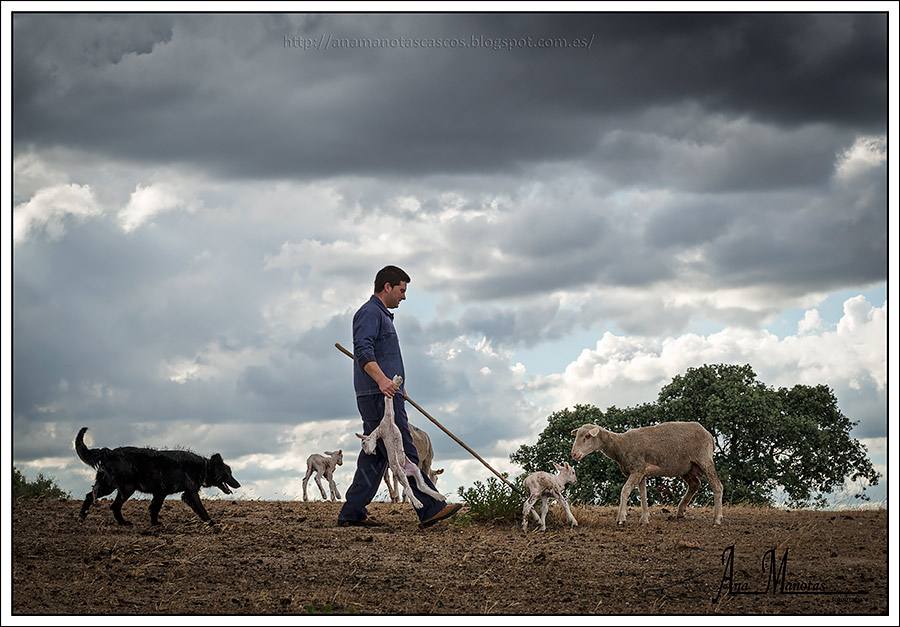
[302,449,343,502]
[382,423,444,503]
[570,421,723,525]
[522,462,579,532]
[357,375,446,511]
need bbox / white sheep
[522,462,579,532]
[302,449,344,502]
[382,423,444,503]
[570,421,723,525]
[357,375,446,510]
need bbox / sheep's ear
[433,468,444,475]
[338,449,342,454]
[553,462,562,471]
[588,426,601,438]
[570,428,579,436]
[355,433,365,440]
[325,450,335,455]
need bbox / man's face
[383,281,407,309]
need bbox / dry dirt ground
[12,498,887,615]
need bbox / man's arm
[353,306,401,398]
[363,361,400,398]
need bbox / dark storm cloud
[11,11,887,498]
[13,13,886,181]
[13,213,285,427]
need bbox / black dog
[75,427,240,526]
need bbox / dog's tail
[75,427,103,468]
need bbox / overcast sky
[9,11,888,505]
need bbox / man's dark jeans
[338,393,444,524]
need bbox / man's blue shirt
[352,295,405,397]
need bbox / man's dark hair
[374,265,411,293]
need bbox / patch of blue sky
[512,326,610,376]
[765,283,886,339]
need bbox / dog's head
[206,453,241,494]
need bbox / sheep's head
[570,424,605,461]
[325,450,344,465]
[553,461,577,486]
[429,467,445,484]
[356,433,378,456]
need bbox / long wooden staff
[335,342,523,497]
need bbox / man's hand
[363,361,402,398]
[378,376,401,398]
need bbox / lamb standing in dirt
[382,423,444,503]
[302,450,344,502]
[357,375,446,510]
[522,462,579,532]
[570,421,723,525]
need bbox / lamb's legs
[617,472,642,525]
[392,463,424,509]
[639,477,650,524]
[405,461,445,502]
[325,471,341,501]
[522,494,539,532]
[383,468,400,503]
[314,472,328,500]
[302,464,314,501]
[539,497,549,531]
[555,490,578,528]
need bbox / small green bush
[13,467,70,500]
[457,474,526,523]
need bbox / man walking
[338,265,462,528]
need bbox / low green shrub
[457,474,526,523]
[13,467,70,500]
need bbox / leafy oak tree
[511,364,880,508]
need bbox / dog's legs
[81,473,115,520]
[79,491,95,520]
[181,490,212,523]
[149,493,166,526]
[111,487,135,526]
[314,472,328,500]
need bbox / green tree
[512,364,880,508]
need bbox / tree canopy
[511,364,880,508]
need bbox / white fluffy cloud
[118,183,187,232]
[13,183,102,244]
[537,295,886,421]
[835,135,886,182]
